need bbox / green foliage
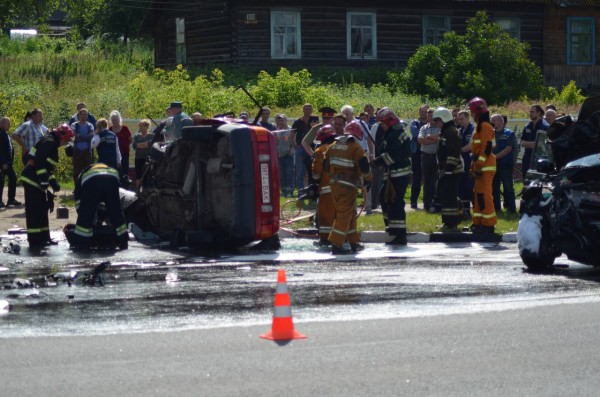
[400,11,544,105]
[556,80,586,105]
[254,68,312,108]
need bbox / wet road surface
[2,233,600,338]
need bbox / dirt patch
[0,186,78,234]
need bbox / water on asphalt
[2,233,600,338]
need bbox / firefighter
[468,97,497,233]
[20,124,74,248]
[433,107,465,231]
[371,108,412,245]
[71,163,129,250]
[325,120,371,254]
[311,124,338,246]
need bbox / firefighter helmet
[376,107,399,128]
[344,120,364,140]
[316,124,336,142]
[53,124,75,144]
[468,97,488,119]
[432,107,453,123]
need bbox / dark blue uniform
[95,129,119,169]
[72,163,128,250]
[492,128,517,213]
[521,119,549,176]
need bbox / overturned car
[133,119,281,249]
[65,117,281,251]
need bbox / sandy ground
[0,186,78,234]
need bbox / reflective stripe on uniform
[330,157,355,168]
[74,225,94,237]
[331,179,357,188]
[116,224,128,236]
[473,139,481,144]
[383,152,394,165]
[481,212,497,219]
[36,168,47,175]
[388,220,406,229]
[27,227,49,234]
[320,185,331,194]
[481,166,496,172]
[46,158,58,166]
[19,176,42,189]
[331,227,346,237]
[81,167,120,185]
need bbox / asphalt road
[3,301,600,397]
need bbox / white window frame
[423,15,450,45]
[270,11,301,59]
[347,12,377,59]
[495,17,521,40]
[175,17,186,64]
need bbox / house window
[567,17,595,65]
[175,18,186,64]
[347,12,377,59]
[495,17,520,40]
[271,11,301,59]
[423,16,450,45]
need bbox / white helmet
[432,107,453,123]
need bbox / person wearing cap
[468,97,497,234]
[311,124,338,246]
[166,101,192,141]
[433,107,464,231]
[301,106,336,157]
[239,111,250,123]
[371,108,412,246]
[417,108,441,213]
[292,104,314,192]
[325,121,371,254]
[20,124,74,248]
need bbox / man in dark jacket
[0,117,21,207]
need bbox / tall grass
[0,35,587,181]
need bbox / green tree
[401,11,544,105]
[0,0,59,34]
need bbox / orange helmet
[468,97,488,119]
[53,124,74,144]
[376,107,399,128]
[316,124,336,142]
[344,120,364,140]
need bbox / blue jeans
[294,147,309,191]
[278,154,294,197]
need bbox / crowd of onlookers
[269,102,561,217]
[0,99,559,217]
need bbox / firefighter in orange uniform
[325,120,371,254]
[311,124,338,246]
[468,97,497,233]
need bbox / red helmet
[316,124,336,143]
[53,124,74,144]
[344,120,364,140]
[376,107,399,128]
[468,97,488,119]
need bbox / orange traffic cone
[260,269,307,341]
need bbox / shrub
[400,11,544,105]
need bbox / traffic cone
[260,269,307,341]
